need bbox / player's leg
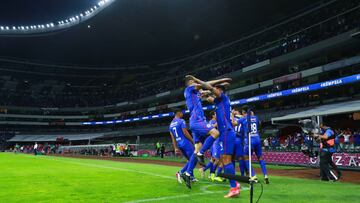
[234,137,245,176]
[186,136,201,175]
[177,145,192,183]
[239,156,245,176]
[181,134,200,189]
[201,145,215,174]
[197,122,220,165]
[199,159,212,178]
[185,144,199,182]
[215,161,223,177]
[213,157,226,182]
[213,141,224,181]
[203,159,213,172]
[210,158,218,179]
[221,131,240,198]
[254,139,269,184]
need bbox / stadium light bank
[0,0,115,35]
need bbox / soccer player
[241,106,269,184]
[182,76,230,188]
[188,75,240,198]
[169,109,197,183]
[231,108,246,176]
[198,111,220,180]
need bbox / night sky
[0,0,318,66]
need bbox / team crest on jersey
[207,124,212,128]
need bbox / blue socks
[224,163,236,188]
[186,153,198,175]
[180,162,189,174]
[200,136,216,154]
[245,160,255,177]
[203,161,213,172]
[210,163,217,173]
[216,166,223,176]
[239,159,245,176]
[259,160,267,176]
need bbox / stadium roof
[271,100,360,122]
[0,0,318,66]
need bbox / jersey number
[172,127,179,138]
[250,123,258,134]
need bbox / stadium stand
[2,0,360,162]
[0,0,359,108]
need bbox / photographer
[313,123,341,181]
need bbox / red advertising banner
[259,152,360,169]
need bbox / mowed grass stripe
[1,153,360,203]
[0,153,231,203]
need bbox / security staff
[313,123,341,181]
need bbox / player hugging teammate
[168,75,269,198]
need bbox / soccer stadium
[1,0,360,202]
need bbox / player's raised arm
[186,75,222,98]
[169,132,180,153]
[231,110,238,127]
[204,95,215,103]
[207,78,232,86]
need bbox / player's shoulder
[169,119,177,126]
[185,85,196,91]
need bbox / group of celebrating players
[169,75,269,198]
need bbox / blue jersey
[208,119,217,127]
[169,118,189,147]
[184,86,206,124]
[234,117,246,138]
[243,115,260,138]
[214,93,233,132]
[322,128,336,153]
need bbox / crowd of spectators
[0,0,359,108]
[264,128,360,153]
[12,143,61,155]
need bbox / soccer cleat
[181,173,192,189]
[191,177,199,182]
[210,173,215,181]
[224,188,240,198]
[236,182,240,189]
[199,167,205,178]
[176,172,182,184]
[196,154,206,166]
[213,176,226,182]
[264,175,270,184]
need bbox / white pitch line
[124,190,223,203]
[124,184,249,203]
[31,156,249,202]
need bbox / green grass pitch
[0,153,359,203]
